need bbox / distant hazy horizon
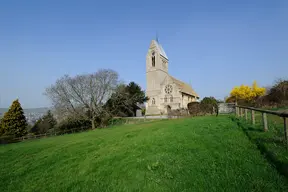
[0,107,49,114]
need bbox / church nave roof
[169,75,199,98]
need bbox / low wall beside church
[218,103,235,114]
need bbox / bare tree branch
[44,69,119,129]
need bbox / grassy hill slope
[0,116,287,191]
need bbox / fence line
[15,126,90,142]
[235,105,288,144]
[10,117,156,142]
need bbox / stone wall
[218,103,235,114]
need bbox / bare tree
[264,78,288,105]
[44,69,119,129]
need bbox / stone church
[145,39,199,115]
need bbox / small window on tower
[152,51,155,67]
[164,97,167,103]
[152,98,155,105]
[170,97,173,102]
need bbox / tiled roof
[170,76,199,97]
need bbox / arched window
[170,96,173,103]
[152,51,155,67]
[152,98,155,105]
[164,97,167,103]
[152,56,155,67]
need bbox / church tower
[145,39,169,115]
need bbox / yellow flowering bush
[226,81,266,103]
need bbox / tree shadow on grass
[255,137,285,145]
[246,126,263,132]
[234,120,262,132]
[230,116,288,179]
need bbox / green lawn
[232,113,288,178]
[1,116,288,191]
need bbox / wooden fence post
[235,106,238,116]
[251,110,255,125]
[284,117,288,144]
[240,108,243,117]
[238,107,240,117]
[262,112,268,131]
[245,109,248,120]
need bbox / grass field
[232,112,288,178]
[1,116,288,191]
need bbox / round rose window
[165,85,173,94]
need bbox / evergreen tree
[105,82,148,117]
[44,110,57,128]
[30,118,50,134]
[0,117,4,135]
[31,110,57,134]
[1,99,28,137]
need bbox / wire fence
[1,117,157,144]
[235,105,288,144]
[234,105,288,178]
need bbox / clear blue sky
[0,0,287,108]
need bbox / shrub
[108,118,126,126]
[187,102,201,116]
[188,97,219,116]
[141,108,146,116]
[56,111,113,134]
[57,117,91,133]
[200,97,218,114]
[31,118,52,134]
[226,81,266,105]
[45,110,57,128]
[0,134,17,144]
[94,112,113,128]
[30,110,57,135]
